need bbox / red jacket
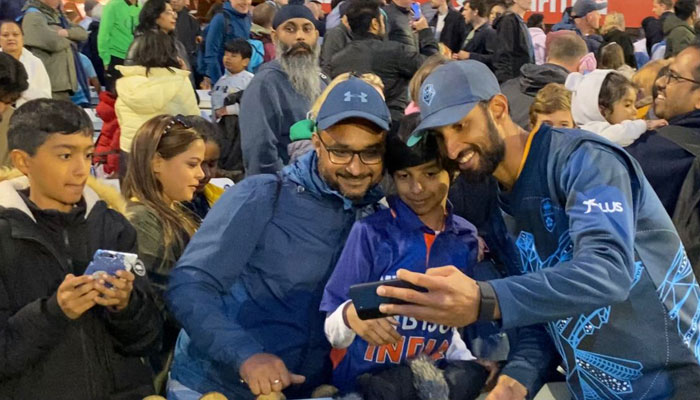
[94,91,121,175]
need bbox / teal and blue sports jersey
[490,124,700,399]
[320,196,479,392]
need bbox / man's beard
[318,159,378,201]
[276,40,321,102]
[442,110,505,183]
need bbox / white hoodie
[565,69,647,147]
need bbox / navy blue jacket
[202,1,251,82]
[489,124,700,398]
[166,152,383,399]
[239,60,327,175]
[626,109,700,217]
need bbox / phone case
[349,279,427,320]
[411,3,422,19]
[83,250,146,281]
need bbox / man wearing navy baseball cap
[571,0,607,54]
[165,76,391,400]
[379,60,700,400]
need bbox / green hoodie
[97,0,141,65]
[663,13,696,58]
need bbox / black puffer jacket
[0,173,162,400]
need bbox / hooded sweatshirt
[528,27,546,65]
[566,69,647,147]
[663,13,696,58]
[115,65,200,152]
[96,0,140,66]
[239,60,327,175]
[501,63,570,129]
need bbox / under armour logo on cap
[422,84,436,106]
[344,91,368,103]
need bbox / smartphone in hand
[83,250,146,285]
[410,2,422,20]
[349,279,428,320]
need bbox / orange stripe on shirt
[330,348,347,369]
[424,232,436,265]
[516,127,540,178]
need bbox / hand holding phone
[410,2,422,20]
[83,250,146,279]
[348,278,428,320]
[344,301,401,345]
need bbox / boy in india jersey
[320,117,488,398]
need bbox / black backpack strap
[219,10,232,37]
[657,125,700,158]
[658,126,700,275]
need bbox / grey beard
[276,41,322,103]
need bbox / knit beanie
[272,0,319,29]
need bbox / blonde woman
[602,12,637,69]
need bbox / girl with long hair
[115,31,199,178]
[122,113,204,392]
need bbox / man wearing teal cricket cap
[380,60,700,400]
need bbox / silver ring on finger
[272,379,281,384]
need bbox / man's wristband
[342,301,352,328]
[476,281,497,321]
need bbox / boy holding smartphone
[0,99,161,398]
[320,115,488,399]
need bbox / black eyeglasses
[664,69,700,86]
[316,132,384,165]
[163,114,191,136]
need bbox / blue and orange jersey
[320,196,479,392]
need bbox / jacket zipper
[63,229,73,271]
[67,228,95,398]
[79,324,95,398]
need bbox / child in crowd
[251,2,276,63]
[182,116,225,220]
[529,82,574,130]
[320,115,488,400]
[210,39,254,175]
[211,39,254,122]
[599,42,635,80]
[0,99,161,398]
[122,114,205,392]
[566,69,668,146]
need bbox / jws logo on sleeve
[583,198,624,214]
